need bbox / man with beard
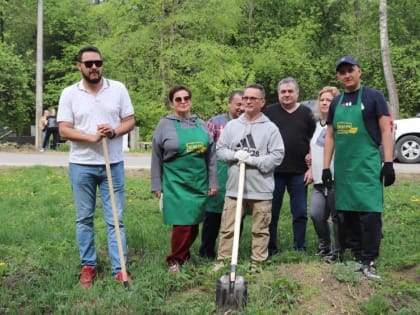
[57,46,135,288]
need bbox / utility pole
[35,0,43,148]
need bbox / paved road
[0,151,151,169]
[1,151,420,174]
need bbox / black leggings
[43,127,59,149]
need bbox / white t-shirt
[310,121,334,184]
[57,78,134,164]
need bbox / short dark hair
[228,90,243,102]
[168,85,192,102]
[245,83,265,99]
[277,77,299,93]
[76,46,102,62]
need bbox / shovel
[216,161,247,312]
[102,137,130,289]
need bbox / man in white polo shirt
[57,45,135,288]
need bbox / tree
[1,0,420,140]
[379,0,399,118]
[0,42,33,134]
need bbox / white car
[394,115,420,163]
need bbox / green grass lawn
[0,166,419,314]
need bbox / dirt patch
[274,262,409,315]
[124,168,150,178]
[0,142,38,153]
[2,273,26,289]
[391,264,420,283]
[273,262,419,314]
[396,173,420,180]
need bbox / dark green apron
[206,161,228,213]
[162,120,209,224]
[333,87,383,212]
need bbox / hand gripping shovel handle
[230,161,245,282]
[102,138,129,288]
[215,161,247,312]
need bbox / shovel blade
[216,274,247,312]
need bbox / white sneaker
[39,149,44,152]
[168,263,180,275]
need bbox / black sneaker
[362,262,381,280]
[315,248,331,257]
[324,253,341,264]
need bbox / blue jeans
[268,173,308,253]
[69,162,127,276]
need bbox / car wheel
[396,135,420,163]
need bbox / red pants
[167,225,199,266]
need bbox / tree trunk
[379,0,400,118]
[35,0,43,148]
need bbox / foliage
[331,261,363,284]
[0,0,419,137]
[0,42,33,134]
[358,294,391,315]
[0,166,419,314]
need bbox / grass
[0,166,419,314]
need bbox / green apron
[162,120,209,224]
[333,87,383,212]
[206,161,228,213]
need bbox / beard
[82,71,102,84]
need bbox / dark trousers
[339,211,382,264]
[199,211,245,259]
[167,225,199,266]
[43,127,59,150]
[269,173,308,254]
[199,212,222,259]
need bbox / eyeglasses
[174,96,191,103]
[81,60,103,68]
[242,96,262,102]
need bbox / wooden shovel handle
[102,138,129,285]
[231,161,245,267]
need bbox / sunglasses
[81,60,103,68]
[174,96,191,103]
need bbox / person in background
[307,86,342,262]
[323,56,395,280]
[42,108,59,151]
[151,85,218,275]
[198,90,244,259]
[216,84,284,267]
[57,45,135,288]
[264,77,315,254]
[39,109,50,151]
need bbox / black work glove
[322,168,333,189]
[380,162,395,187]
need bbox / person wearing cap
[322,56,395,280]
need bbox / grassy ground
[0,166,419,314]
